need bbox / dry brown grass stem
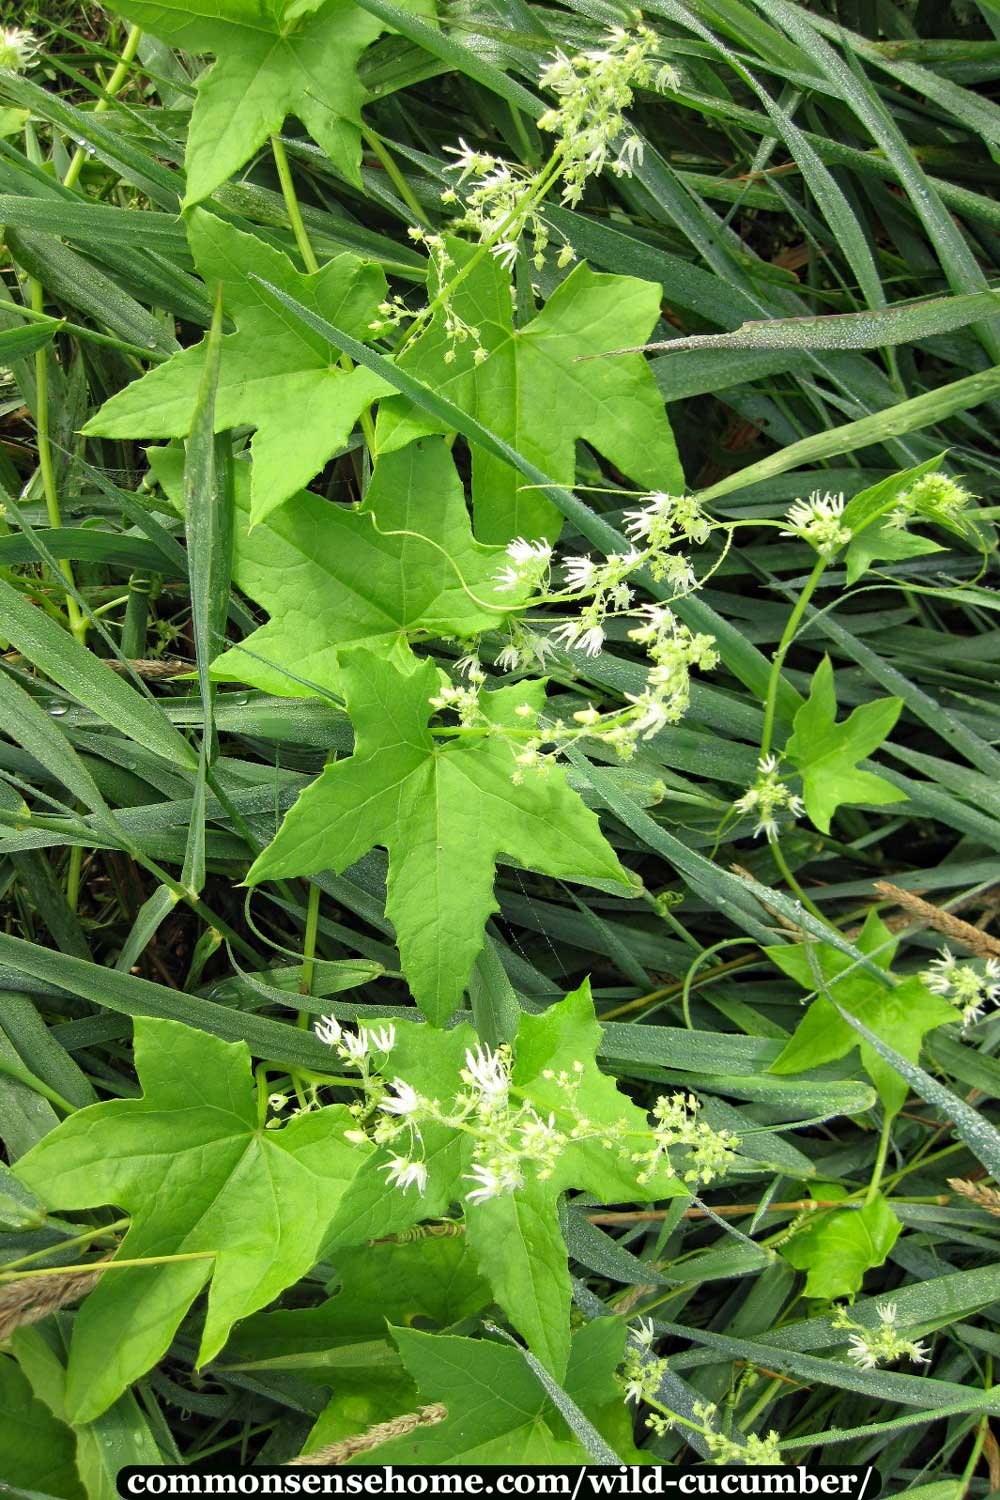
[0,1266,105,1340]
[286,1404,448,1466]
[873,881,1000,959]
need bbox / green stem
[270,136,377,455]
[396,147,567,356]
[63,24,143,191]
[769,836,827,925]
[738,1377,784,1433]
[0,1248,216,1281]
[29,280,86,646]
[6,302,167,362]
[760,553,829,759]
[361,125,429,226]
[271,134,320,274]
[865,1115,893,1204]
[0,1054,76,1114]
[29,266,89,913]
[290,879,324,1110]
[0,1217,130,1273]
[299,880,322,1008]
[255,1063,270,1129]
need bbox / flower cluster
[444,147,576,275]
[439,25,673,276]
[632,1091,739,1186]
[400,229,489,360]
[626,605,720,733]
[475,489,718,770]
[536,25,679,206]
[314,1023,738,1206]
[430,657,487,727]
[887,471,974,533]
[618,1319,668,1407]
[486,612,717,783]
[314,1013,396,1065]
[431,493,718,780]
[734,754,805,841]
[921,946,1000,1028]
[624,490,711,569]
[0,27,38,72]
[494,537,554,595]
[781,492,852,556]
[833,1302,929,1371]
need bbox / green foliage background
[2,0,1000,1487]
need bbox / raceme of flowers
[429,489,721,778]
[440,25,679,279]
[617,1320,783,1463]
[301,1017,738,1205]
[370,24,678,355]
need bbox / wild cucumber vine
[3,3,996,1475]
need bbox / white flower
[734,755,804,841]
[0,27,39,72]
[631,1317,656,1350]
[464,1160,524,1205]
[496,643,522,672]
[839,1301,929,1371]
[492,537,551,593]
[921,947,1000,1027]
[367,1024,396,1054]
[846,1333,879,1370]
[462,1043,510,1103]
[380,1078,422,1117]
[340,1029,369,1064]
[552,619,604,655]
[380,1155,428,1194]
[443,138,496,182]
[491,240,519,271]
[455,654,484,680]
[507,537,552,566]
[314,1014,342,1047]
[613,133,644,176]
[563,554,597,590]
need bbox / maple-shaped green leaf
[147,438,524,699]
[780,1185,901,1300]
[784,655,906,833]
[246,652,632,1022]
[101,0,426,206]
[224,1237,490,1452]
[85,211,389,526]
[768,911,955,1116]
[354,1319,629,1465]
[376,239,684,542]
[224,1235,489,1366]
[14,1019,370,1423]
